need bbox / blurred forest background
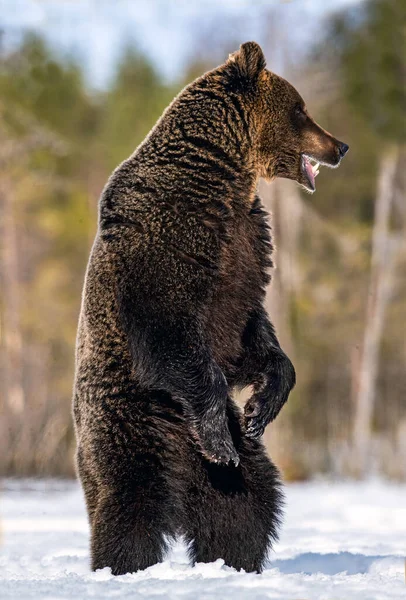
[0,0,405,480]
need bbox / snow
[1,479,405,599]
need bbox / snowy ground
[1,479,405,599]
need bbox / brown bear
[73,41,348,576]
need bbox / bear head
[224,41,349,193]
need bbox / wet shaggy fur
[73,41,348,575]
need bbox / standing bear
[73,41,348,575]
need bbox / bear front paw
[244,356,295,438]
[244,394,277,439]
[194,420,240,466]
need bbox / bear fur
[73,41,348,575]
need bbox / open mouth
[301,154,320,193]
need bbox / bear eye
[294,104,304,116]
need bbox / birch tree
[353,149,400,473]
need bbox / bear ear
[227,42,266,81]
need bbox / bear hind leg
[183,441,283,573]
[81,414,184,575]
[90,487,171,575]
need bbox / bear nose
[338,142,349,158]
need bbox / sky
[0,0,366,87]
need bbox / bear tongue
[304,156,315,187]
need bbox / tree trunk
[0,177,25,414]
[352,148,399,475]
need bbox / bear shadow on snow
[73,41,348,575]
